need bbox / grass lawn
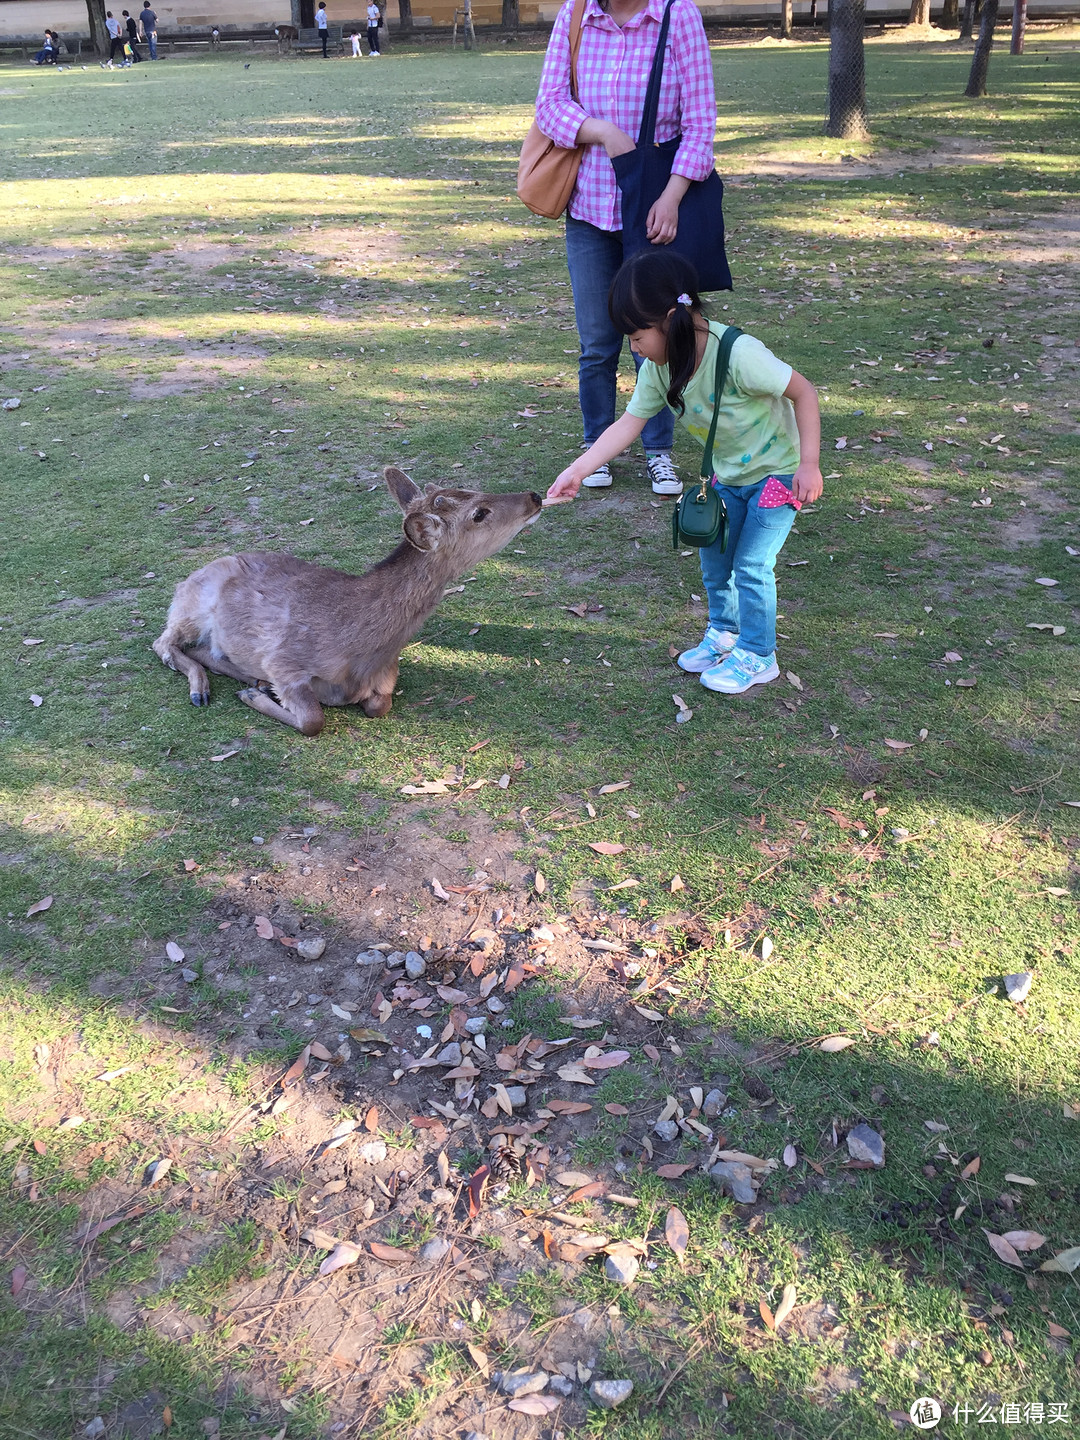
[1,24,1079,1440]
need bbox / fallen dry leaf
[656,1163,696,1179]
[634,1005,665,1022]
[508,1395,561,1416]
[782,1143,798,1169]
[643,1043,661,1063]
[144,1157,173,1188]
[984,1230,1026,1269]
[466,1342,491,1376]
[566,1180,607,1203]
[253,915,275,940]
[1000,1230,1045,1253]
[165,941,185,963]
[1048,1321,1071,1339]
[587,841,626,856]
[1003,1173,1036,1186]
[773,1282,798,1330]
[960,1155,981,1180]
[320,1242,363,1275]
[281,1045,311,1088]
[582,1050,630,1070]
[431,876,451,902]
[785,671,803,691]
[598,781,631,795]
[10,1265,28,1297]
[759,1298,776,1331]
[665,1206,689,1264]
[467,1163,490,1219]
[548,1100,592,1115]
[25,896,53,918]
[818,1036,855,1052]
[1040,1246,1080,1274]
[883,739,913,752]
[369,1241,410,1264]
[605,1103,629,1116]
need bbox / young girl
[546,250,822,695]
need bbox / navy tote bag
[611,0,732,292]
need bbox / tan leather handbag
[517,0,587,219]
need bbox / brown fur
[152,467,541,736]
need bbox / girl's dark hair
[608,250,704,415]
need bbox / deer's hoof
[190,691,209,707]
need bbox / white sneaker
[647,453,682,495]
[677,626,740,673]
[581,464,612,489]
[700,646,780,695]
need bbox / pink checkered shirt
[535,0,717,232]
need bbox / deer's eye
[472,507,491,523]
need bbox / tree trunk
[1010,0,1026,51]
[959,0,980,40]
[85,0,109,56]
[941,0,958,27]
[781,0,793,38]
[502,0,519,28]
[810,0,819,22]
[398,0,413,33]
[908,0,929,22]
[965,0,999,94]
[463,0,477,47]
[826,0,869,139]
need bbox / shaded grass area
[1,33,1080,1440]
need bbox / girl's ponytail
[608,250,704,415]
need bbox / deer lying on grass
[152,466,542,735]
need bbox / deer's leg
[358,659,399,718]
[184,644,259,686]
[154,637,212,706]
[237,682,325,737]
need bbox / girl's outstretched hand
[791,462,823,505]
[546,467,582,501]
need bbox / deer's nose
[528,491,542,508]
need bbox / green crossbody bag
[671,325,742,552]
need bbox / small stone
[385,951,406,968]
[430,1187,455,1204]
[548,1374,574,1397]
[506,1086,528,1109]
[357,1140,387,1164]
[84,1421,106,1439]
[200,1421,221,1438]
[708,1161,757,1204]
[497,1369,548,1397]
[653,1118,679,1142]
[404,951,426,979]
[419,1236,451,1263]
[531,925,555,943]
[702,1088,726,1117]
[603,1250,640,1286]
[1003,971,1033,1003]
[252,836,264,845]
[180,968,198,983]
[355,950,383,966]
[486,997,506,1014]
[846,1123,885,1168]
[891,827,909,840]
[464,1433,489,1440]
[296,936,326,961]
[464,1016,487,1035]
[306,993,321,1005]
[589,1378,634,1410]
[436,1042,462,1067]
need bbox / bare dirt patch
[728,133,1005,184]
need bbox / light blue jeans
[699,474,797,658]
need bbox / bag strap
[568,0,587,105]
[638,0,676,149]
[699,325,742,487]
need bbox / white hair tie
[676,292,692,306]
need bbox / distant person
[104,10,125,63]
[366,1,382,54]
[122,9,143,60]
[316,0,329,57]
[32,30,57,64]
[350,27,361,56]
[140,1,158,59]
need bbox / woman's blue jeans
[565,215,674,453]
[699,475,797,658]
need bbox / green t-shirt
[626,321,800,488]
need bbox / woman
[534,0,717,495]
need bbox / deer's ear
[403,510,445,552]
[385,466,422,511]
